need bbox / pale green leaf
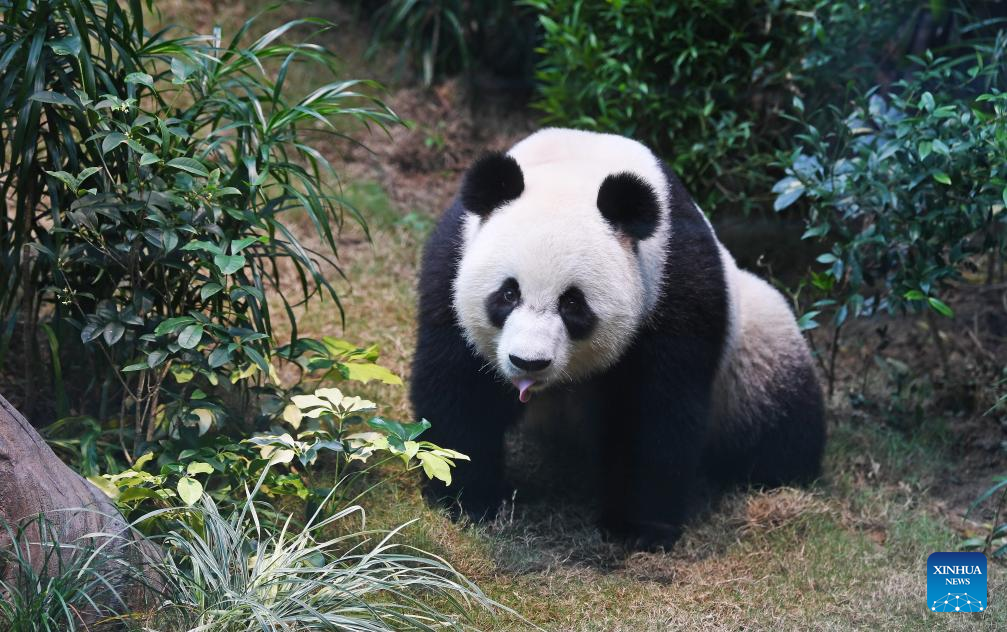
[177,477,203,505]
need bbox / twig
[968,314,996,362]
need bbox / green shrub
[773,41,1007,376]
[526,0,813,215]
[0,1,400,451]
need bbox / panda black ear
[461,152,524,218]
[597,172,660,241]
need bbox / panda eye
[503,288,518,304]
[558,286,597,340]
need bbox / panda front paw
[599,517,683,552]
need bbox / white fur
[453,128,671,386]
[712,249,812,429]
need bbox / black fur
[413,197,522,517]
[412,154,826,549]
[485,277,520,328]
[558,286,597,340]
[597,172,660,241]
[460,152,524,218]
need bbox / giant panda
[411,128,826,548]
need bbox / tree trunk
[0,393,161,622]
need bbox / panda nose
[509,355,552,372]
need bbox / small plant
[0,513,151,631]
[964,475,1007,558]
[141,474,513,631]
[253,386,468,486]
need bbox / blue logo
[927,552,987,613]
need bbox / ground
[36,2,1007,629]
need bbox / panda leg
[599,336,714,549]
[706,361,825,488]
[411,323,521,521]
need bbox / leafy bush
[773,41,1007,383]
[526,0,813,214]
[0,1,400,451]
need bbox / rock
[0,393,162,622]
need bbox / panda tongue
[513,378,536,404]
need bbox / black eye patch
[558,286,597,340]
[485,277,521,328]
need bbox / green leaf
[103,322,126,345]
[166,157,209,177]
[207,345,231,368]
[343,362,403,385]
[134,452,155,469]
[30,90,75,106]
[933,172,951,185]
[213,254,246,275]
[796,311,820,332]
[903,290,925,301]
[45,170,79,189]
[919,91,935,112]
[155,316,196,335]
[176,476,202,505]
[927,297,954,318]
[147,349,167,368]
[230,236,258,253]
[368,417,431,441]
[772,176,805,211]
[140,152,160,166]
[200,282,223,299]
[88,476,120,499]
[186,461,214,476]
[417,452,453,485]
[47,35,82,56]
[125,72,154,89]
[78,167,101,183]
[102,133,127,155]
[177,324,204,349]
[170,57,196,83]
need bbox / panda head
[453,149,665,403]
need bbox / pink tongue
[513,378,536,403]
